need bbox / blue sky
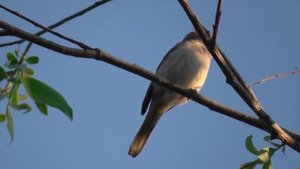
[0,0,299,168]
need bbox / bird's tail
[128,111,162,157]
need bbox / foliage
[0,50,73,142]
[240,135,286,169]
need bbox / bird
[128,31,211,157]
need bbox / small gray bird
[129,32,211,157]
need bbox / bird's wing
[141,83,153,115]
[141,39,184,115]
[140,41,182,115]
[156,42,182,72]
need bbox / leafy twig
[0,50,73,141]
[241,135,286,169]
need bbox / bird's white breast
[157,40,211,91]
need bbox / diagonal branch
[0,0,111,48]
[178,0,300,152]
[0,4,92,50]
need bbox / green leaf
[10,79,21,106]
[245,135,260,155]
[25,56,39,64]
[0,66,8,81]
[6,62,19,69]
[263,135,281,147]
[16,64,27,71]
[7,52,17,63]
[263,147,276,158]
[35,102,48,116]
[11,103,32,114]
[17,94,28,101]
[240,161,257,169]
[263,135,271,142]
[0,91,6,101]
[257,151,270,164]
[14,49,20,58]
[262,159,272,169]
[6,105,14,142]
[281,145,286,154]
[24,68,35,76]
[22,77,73,120]
[0,114,6,122]
[6,70,15,76]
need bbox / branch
[253,67,300,87]
[0,0,111,48]
[1,19,299,144]
[178,0,300,152]
[0,4,92,50]
[212,0,223,44]
[0,30,10,36]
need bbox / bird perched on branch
[129,32,211,157]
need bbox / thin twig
[1,19,299,143]
[253,68,300,87]
[0,0,111,48]
[178,0,300,152]
[22,42,33,57]
[212,0,222,44]
[0,4,92,50]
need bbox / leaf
[25,56,39,64]
[240,161,257,169]
[0,66,8,81]
[16,64,27,71]
[6,62,19,69]
[263,135,270,141]
[11,103,32,114]
[7,52,17,63]
[263,135,281,147]
[0,91,6,101]
[264,147,276,158]
[17,94,28,101]
[10,79,21,106]
[257,151,270,164]
[0,114,6,122]
[245,135,260,155]
[22,77,73,120]
[262,159,272,169]
[6,70,15,76]
[281,145,286,155]
[14,49,20,58]
[35,102,48,116]
[24,68,35,76]
[6,105,14,143]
